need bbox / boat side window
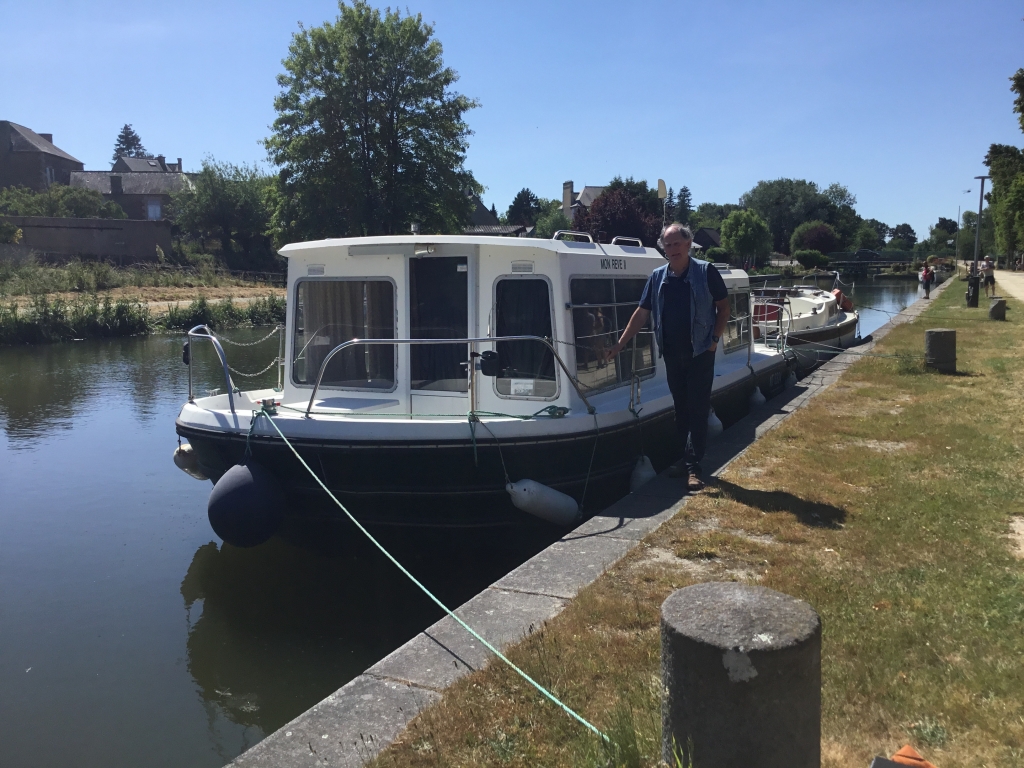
[723,291,751,353]
[291,279,396,390]
[493,278,557,398]
[569,277,655,393]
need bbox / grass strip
[368,284,1024,767]
[0,294,286,345]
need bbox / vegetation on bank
[0,294,286,345]
[0,256,282,298]
[368,284,1024,767]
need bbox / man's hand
[602,343,621,363]
[706,341,718,353]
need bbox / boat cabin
[277,234,755,418]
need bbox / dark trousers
[663,350,715,475]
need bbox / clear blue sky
[3,0,1022,238]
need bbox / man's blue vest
[648,257,716,359]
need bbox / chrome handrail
[187,325,236,414]
[610,236,643,247]
[305,335,595,417]
[551,230,594,243]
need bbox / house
[112,155,183,173]
[692,227,721,251]
[561,180,607,222]
[0,121,84,191]
[70,155,190,220]
[463,196,527,236]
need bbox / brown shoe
[668,461,687,478]
[687,473,705,491]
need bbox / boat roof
[279,234,665,260]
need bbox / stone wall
[0,215,172,263]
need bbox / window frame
[567,274,657,395]
[489,274,560,402]
[289,275,399,393]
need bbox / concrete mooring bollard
[661,582,821,767]
[924,328,956,373]
[989,297,1007,321]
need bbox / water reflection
[180,522,558,735]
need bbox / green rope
[252,407,608,742]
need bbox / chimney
[110,175,123,196]
[176,157,182,172]
[562,180,574,220]
[156,155,166,171]
[39,133,53,144]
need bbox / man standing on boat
[606,223,730,490]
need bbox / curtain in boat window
[494,278,556,397]
[292,280,395,389]
[569,278,655,392]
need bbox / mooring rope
[250,407,608,741]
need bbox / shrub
[704,246,731,263]
[793,249,829,269]
[790,220,840,255]
[0,222,22,244]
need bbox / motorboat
[752,284,859,371]
[174,233,795,536]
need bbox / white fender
[173,443,208,481]
[506,480,580,527]
[749,386,766,408]
[629,455,657,492]
[707,407,723,438]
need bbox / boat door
[408,255,470,415]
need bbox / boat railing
[750,295,793,352]
[185,324,286,415]
[186,325,237,414]
[305,336,596,417]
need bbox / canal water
[0,277,923,768]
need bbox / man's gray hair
[657,222,693,249]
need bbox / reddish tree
[574,188,661,246]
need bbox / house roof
[3,121,82,164]
[693,227,721,249]
[573,186,606,209]
[112,156,167,172]
[69,171,192,195]
[469,196,500,227]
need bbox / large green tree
[172,160,276,267]
[112,124,148,164]
[739,178,859,254]
[720,209,772,265]
[265,1,480,240]
[688,201,743,231]
[790,220,840,255]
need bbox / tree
[889,223,917,248]
[1012,68,1024,134]
[790,220,840,255]
[666,185,692,224]
[852,223,883,251]
[936,217,958,235]
[506,188,541,226]
[0,184,125,219]
[265,1,480,240]
[172,159,276,266]
[720,209,772,265]
[984,143,1024,258]
[740,178,860,254]
[112,124,148,163]
[533,201,570,239]
[489,203,498,219]
[863,218,891,242]
[688,201,742,231]
[574,187,660,246]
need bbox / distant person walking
[606,223,730,490]
[982,256,997,297]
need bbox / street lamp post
[966,176,989,308]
